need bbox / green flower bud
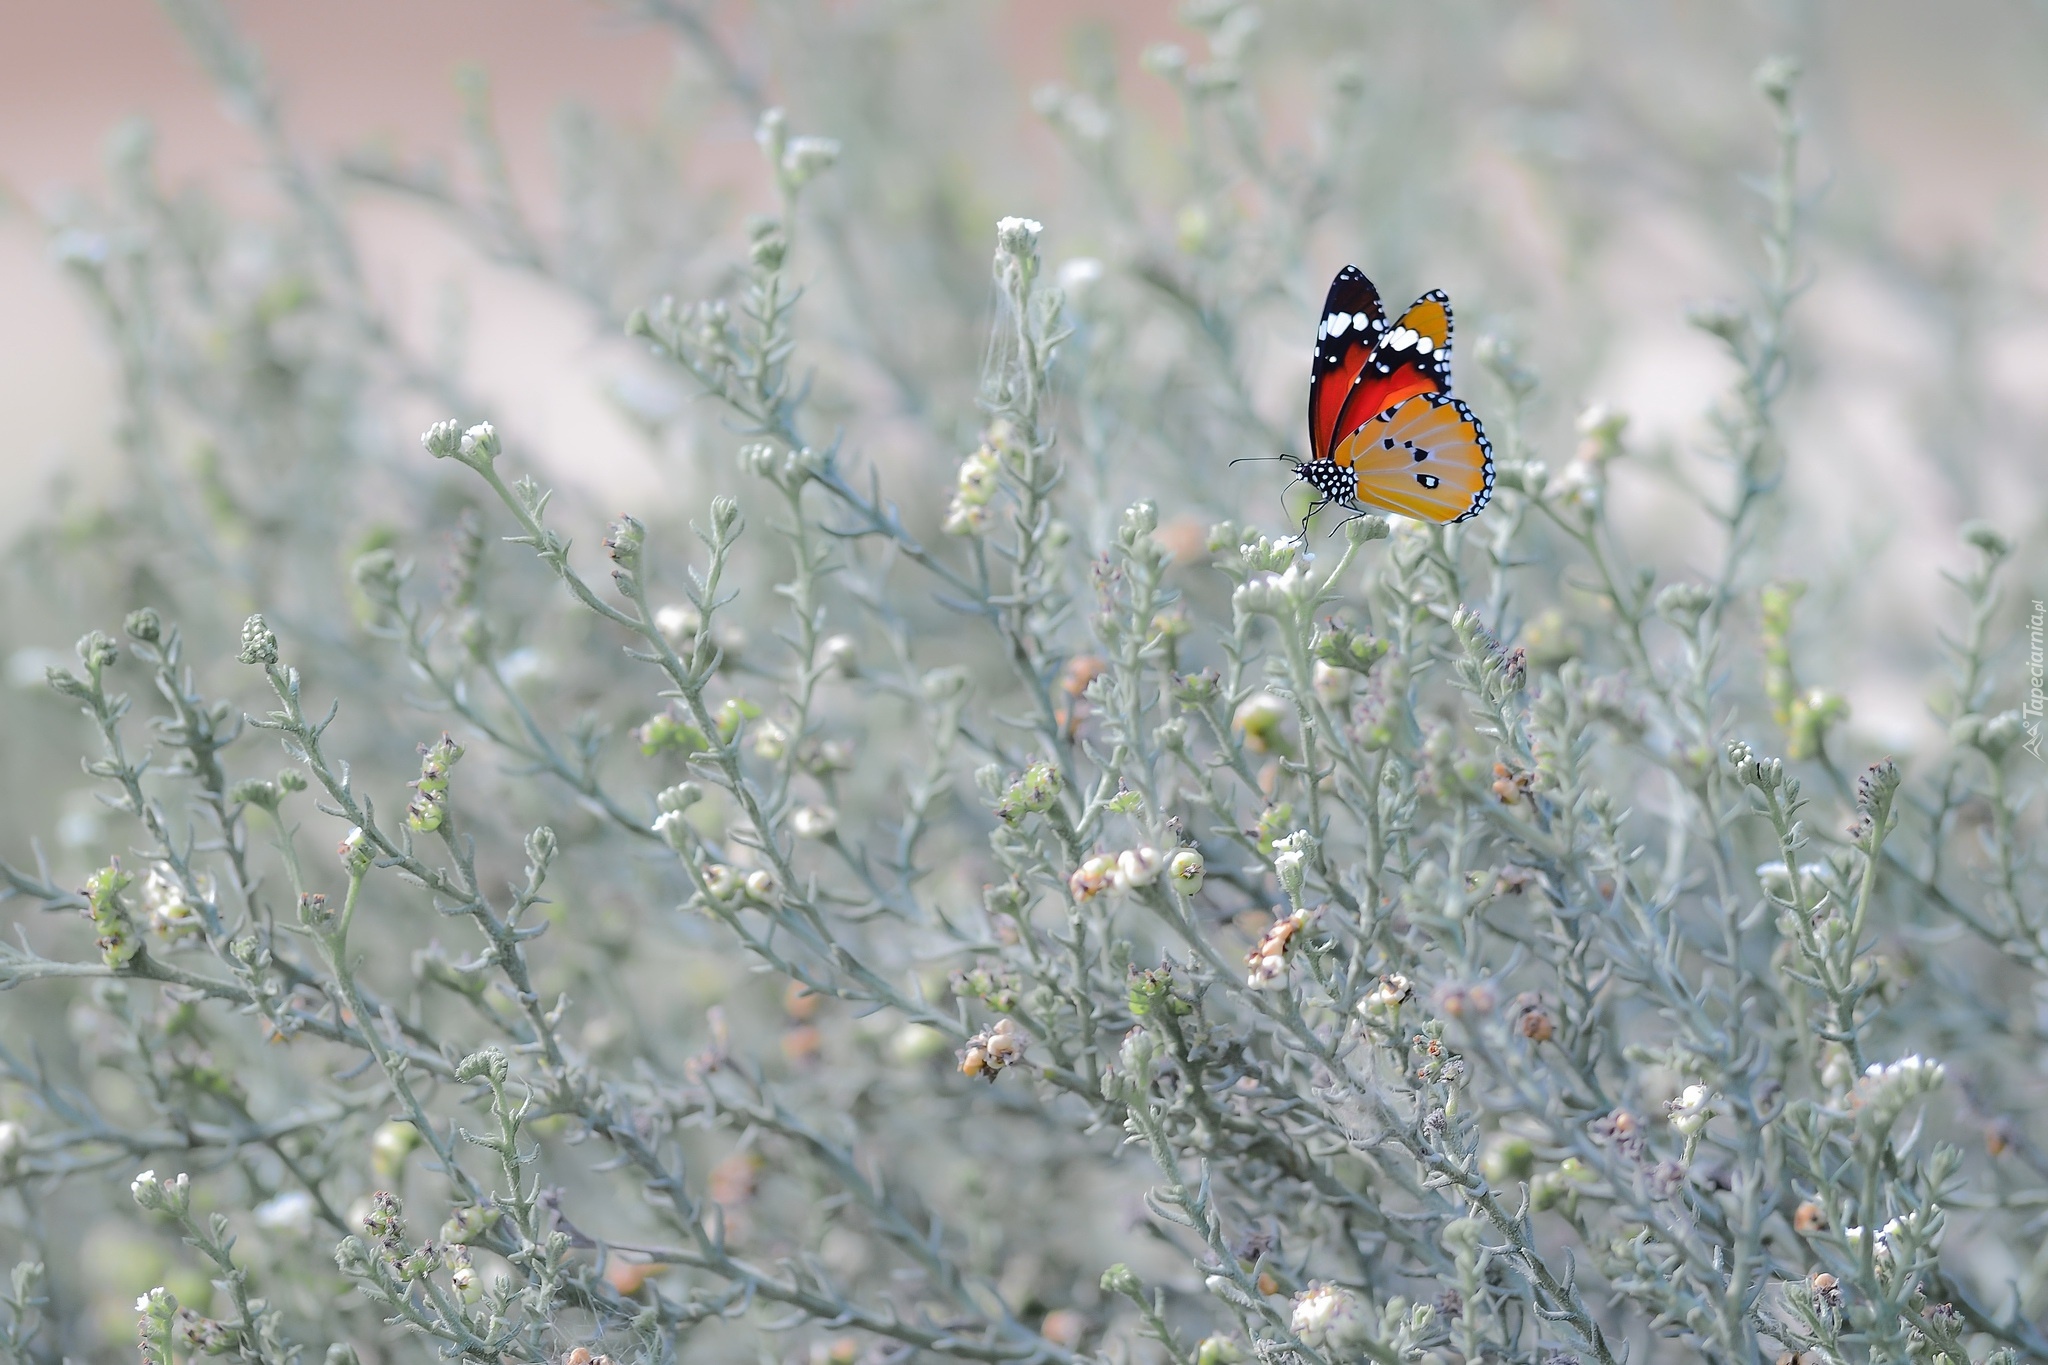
[1481,1136,1537,1184]
[237,614,278,666]
[1100,1263,1142,1298]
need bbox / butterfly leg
[1298,494,1333,545]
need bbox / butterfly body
[1289,265,1492,527]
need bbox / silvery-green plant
[2,5,2044,1365]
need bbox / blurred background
[2,0,2044,755]
[0,0,2042,836]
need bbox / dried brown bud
[1513,994,1555,1043]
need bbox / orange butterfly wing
[1332,392,1494,524]
[1330,291,1454,447]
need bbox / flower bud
[791,805,838,839]
[710,495,742,539]
[1100,1263,1143,1298]
[1270,830,1313,899]
[995,215,1044,259]
[131,1168,191,1216]
[1962,521,2012,560]
[1752,54,1800,104]
[1232,692,1290,754]
[1290,1283,1367,1350]
[819,633,858,676]
[0,1120,25,1171]
[421,419,462,458]
[1116,847,1163,889]
[1069,854,1116,902]
[1481,1136,1536,1184]
[1344,514,1391,544]
[701,864,740,903]
[1665,1083,1713,1135]
[781,135,840,187]
[1655,582,1714,628]
[371,1121,421,1181]
[237,614,279,666]
[1311,659,1350,706]
[1167,848,1205,896]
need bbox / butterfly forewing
[1308,265,1389,462]
[1331,291,1454,448]
[1333,392,1494,524]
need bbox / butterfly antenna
[1229,454,1301,468]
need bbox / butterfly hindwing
[1331,291,1454,447]
[1332,391,1493,524]
[1309,265,1389,462]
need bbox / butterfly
[1282,264,1494,528]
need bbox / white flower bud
[1291,1282,1367,1349]
[995,216,1044,257]
[1665,1084,1713,1136]
[253,1189,317,1237]
[791,805,838,839]
[1116,847,1163,889]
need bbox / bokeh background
[2,0,2045,746]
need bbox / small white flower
[1852,1054,1945,1132]
[1360,974,1412,1013]
[996,216,1044,257]
[1843,1214,1926,1263]
[781,135,841,184]
[1290,1282,1365,1349]
[253,1189,317,1237]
